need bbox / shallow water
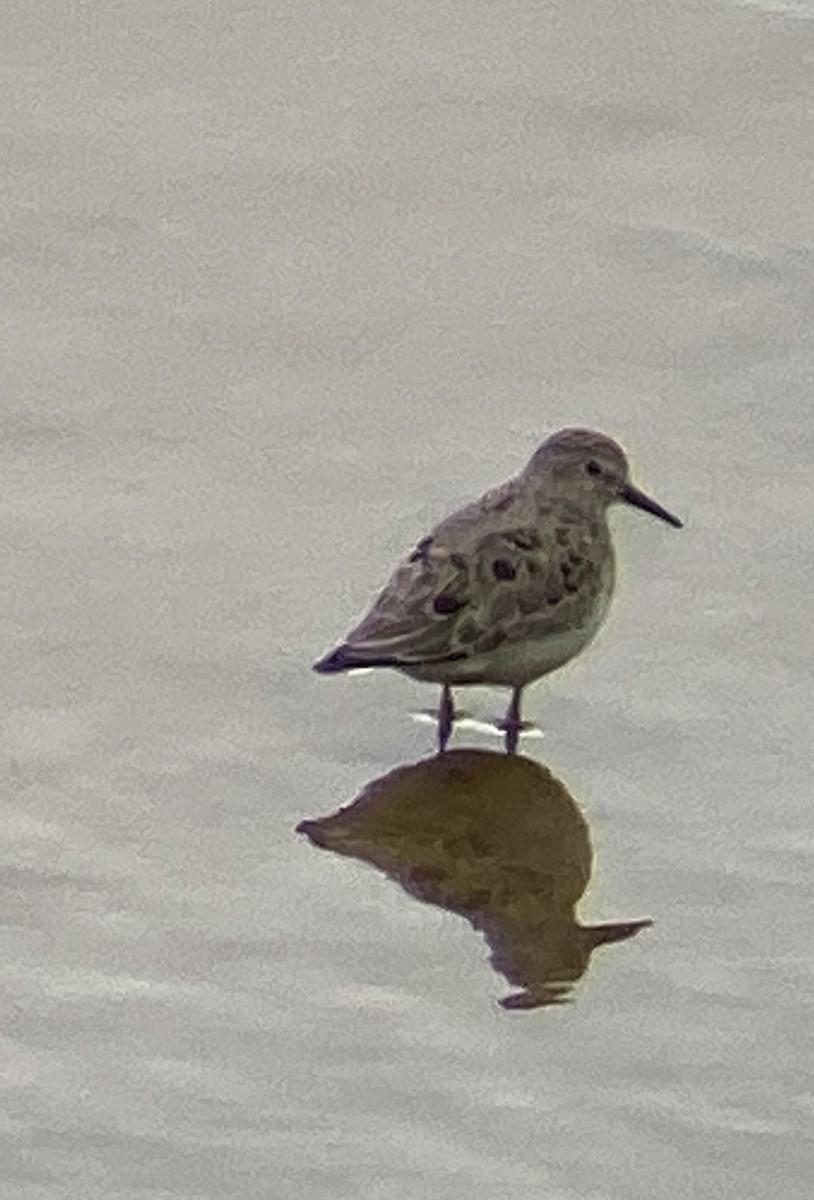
[2,0,814,1197]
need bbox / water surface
[2,1,814,1197]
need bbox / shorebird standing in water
[314,428,682,754]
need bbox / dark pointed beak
[621,483,683,528]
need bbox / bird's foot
[411,707,474,725]
[495,716,540,755]
[494,717,538,735]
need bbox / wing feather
[341,515,602,668]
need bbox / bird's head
[525,428,682,528]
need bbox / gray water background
[2,1,814,1196]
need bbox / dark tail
[313,644,396,673]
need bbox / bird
[314,427,682,753]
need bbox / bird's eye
[585,460,602,477]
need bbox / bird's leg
[437,684,456,753]
[500,688,524,755]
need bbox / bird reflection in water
[298,749,650,1009]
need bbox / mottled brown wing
[342,539,472,664]
[453,524,600,658]
[342,522,597,666]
